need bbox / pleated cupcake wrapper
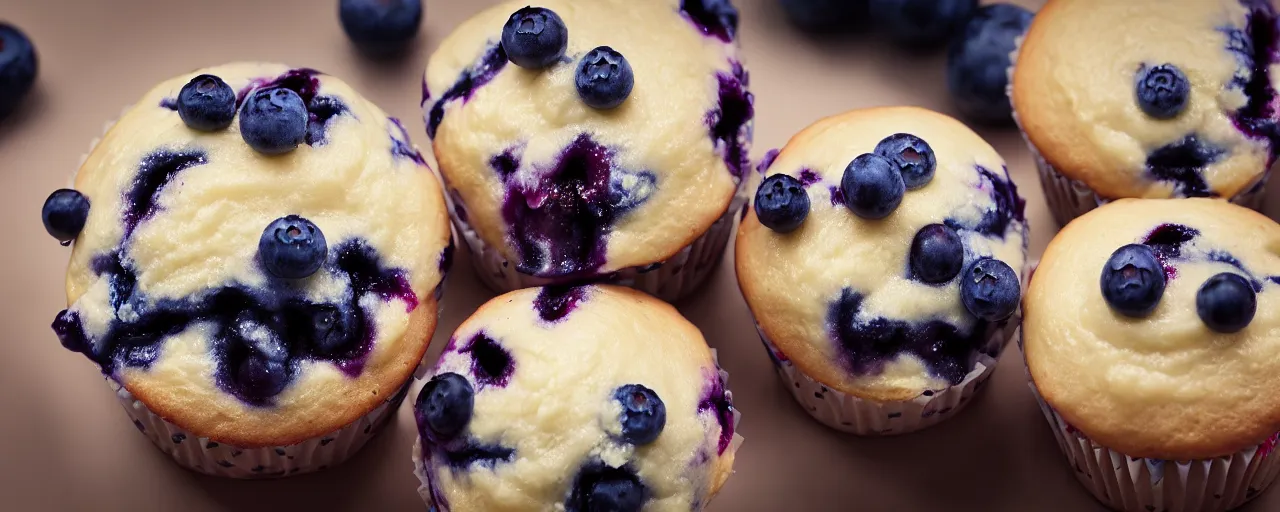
[110,378,410,479]
[755,317,1017,436]
[1006,34,1271,227]
[449,180,748,303]
[411,350,743,511]
[1028,382,1280,512]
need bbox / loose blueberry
[755,174,810,232]
[576,47,634,110]
[176,74,236,131]
[873,133,936,189]
[239,87,307,155]
[42,189,90,244]
[259,215,327,279]
[0,23,38,120]
[910,224,964,284]
[1136,64,1190,120]
[236,355,289,399]
[416,372,474,439]
[946,3,1035,124]
[840,153,905,219]
[780,0,870,33]
[501,7,568,69]
[614,385,666,445]
[1100,244,1166,318]
[1196,273,1256,333]
[339,0,423,56]
[869,0,978,49]
[960,257,1020,321]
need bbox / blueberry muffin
[412,285,738,511]
[1025,198,1280,511]
[1012,0,1280,225]
[41,63,452,478]
[422,0,752,301]
[736,107,1028,435]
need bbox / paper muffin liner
[755,317,1019,436]
[411,350,744,511]
[450,181,748,303]
[1006,33,1272,226]
[1029,382,1280,512]
[110,378,410,479]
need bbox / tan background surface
[2,0,1277,510]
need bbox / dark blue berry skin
[0,23,37,120]
[840,153,905,219]
[755,174,810,233]
[42,189,90,244]
[588,477,645,512]
[304,304,357,354]
[614,385,666,445]
[1100,244,1166,318]
[960,257,1020,321]
[910,224,964,284]
[780,0,870,34]
[568,463,647,512]
[869,0,978,49]
[1136,64,1190,120]
[501,7,568,69]
[177,74,236,131]
[1196,273,1257,333]
[416,372,474,439]
[873,133,936,189]
[946,4,1035,124]
[239,87,308,155]
[576,47,634,110]
[339,0,423,56]
[259,215,328,279]
[235,355,289,401]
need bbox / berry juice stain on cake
[1223,2,1280,148]
[680,0,739,42]
[460,333,515,388]
[501,135,655,277]
[533,285,588,323]
[235,68,349,147]
[707,70,754,181]
[1144,136,1226,197]
[946,165,1026,238]
[697,373,736,454]
[389,117,427,165]
[1143,223,1200,279]
[827,289,999,386]
[123,149,209,237]
[426,43,508,139]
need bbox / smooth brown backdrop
[2,0,1278,510]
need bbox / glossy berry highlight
[755,174,810,233]
[1135,64,1190,120]
[576,46,634,110]
[259,215,328,279]
[1196,273,1256,333]
[960,257,1020,322]
[873,133,936,189]
[240,87,308,155]
[615,384,666,445]
[1100,244,1165,317]
[42,189,90,244]
[417,372,475,439]
[909,224,964,284]
[177,74,236,131]
[841,153,905,219]
[502,7,568,69]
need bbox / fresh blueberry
[236,355,289,399]
[910,224,964,284]
[840,153,905,219]
[614,385,666,445]
[570,464,647,512]
[946,3,1035,124]
[239,87,307,155]
[42,189,90,244]
[1100,244,1165,317]
[873,133,936,189]
[780,0,870,33]
[259,215,327,279]
[177,74,236,131]
[1196,273,1256,333]
[960,257,1020,321]
[869,0,978,49]
[576,46,634,110]
[754,174,810,232]
[1135,64,1190,120]
[501,7,568,69]
[416,372,474,439]
[339,0,423,56]
[0,23,38,120]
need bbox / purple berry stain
[389,117,427,165]
[460,333,514,388]
[681,0,739,42]
[1144,136,1226,197]
[159,98,178,111]
[500,135,654,277]
[1142,223,1200,280]
[1223,3,1280,155]
[123,149,209,238]
[707,71,754,181]
[946,165,1026,239]
[426,43,508,139]
[235,68,348,147]
[828,185,845,207]
[757,148,780,175]
[798,169,821,187]
[697,372,736,455]
[533,285,588,323]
